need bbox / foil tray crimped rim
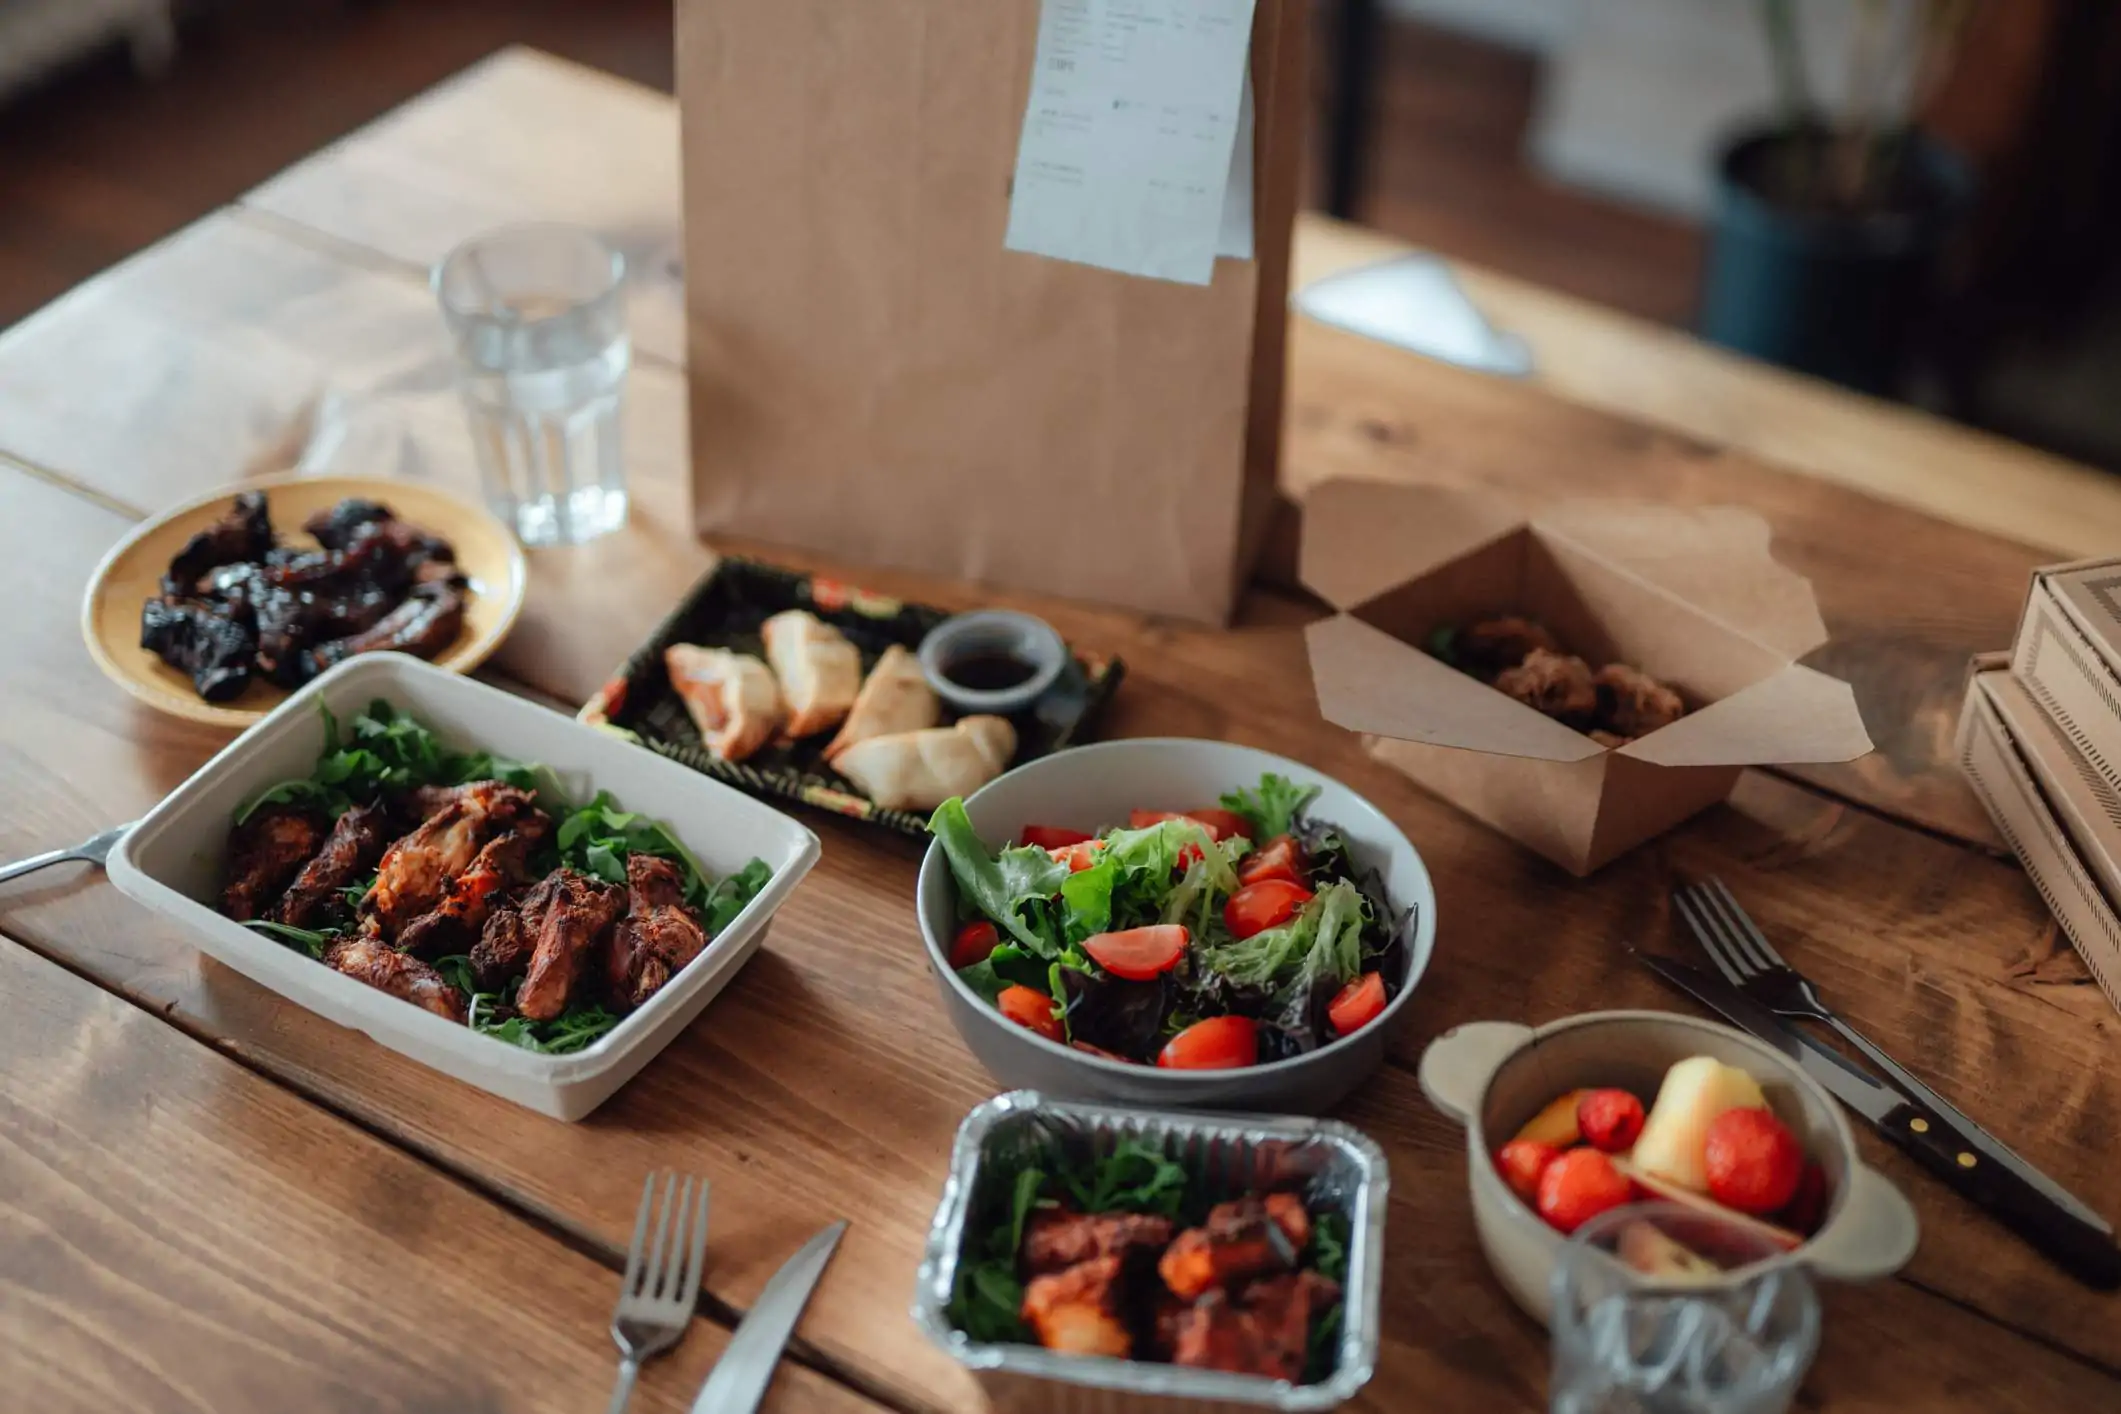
[912,1091,1389,1410]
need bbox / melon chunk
[1512,1089,1588,1148]
[1630,1057,1767,1192]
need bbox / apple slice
[1630,1057,1767,1192]
[1616,1220,1724,1284]
[1613,1157,1805,1253]
[1513,1089,1589,1148]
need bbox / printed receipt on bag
[1004,0,1258,285]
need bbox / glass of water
[1551,1203,1820,1414]
[434,224,630,546]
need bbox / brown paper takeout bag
[674,0,1308,624]
[1299,478,1874,874]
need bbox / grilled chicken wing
[515,868,625,1021]
[471,899,534,990]
[396,826,543,955]
[324,935,467,1022]
[302,580,466,679]
[1171,1270,1339,1381]
[359,782,538,941]
[1021,1255,1134,1359]
[162,490,274,598]
[1157,1194,1311,1301]
[275,802,391,929]
[1022,1210,1176,1277]
[220,802,328,921]
[602,854,709,1010]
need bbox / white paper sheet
[1004,0,1258,285]
[1217,73,1255,260]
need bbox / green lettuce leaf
[955,943,1049,1003]
[1218,772,1321,842]
[929,798,1068,955]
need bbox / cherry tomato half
[1128,809,1227,840]
[1158,1015,1259,1070]
[1047,840,1104,873]
[1184,808,1252,842]
[1238,835,1306,888]
[1020,824,1093,850]
[1224,879,1314,940]
[1327,972,1388,1036]
[950,919,1000,969]
[997,985,1064,1042]
[1082,924,1190,981]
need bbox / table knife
[1637,951,2121,1290]
[688,1220,846,1414]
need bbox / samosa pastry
[825,644,939,763]
[663,644,782,762]
[833,716,1016,811]
[761,609,862,738]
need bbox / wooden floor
[0,0,1701,334]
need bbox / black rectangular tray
[579,557,1124,837]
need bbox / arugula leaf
[1218,772,1321,844]
[1062,1140,1189,1218]
[702,858,773,935]
[1310,1210,1350,1282]
[241,918,332,959]
[1007,1166,1050,1254]
[928,798,1068,955]
[432,954,478,995]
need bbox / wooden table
[2,47,2116,1414]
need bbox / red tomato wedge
[997,985,1064,1042]
[1128,809,1227,839]
[1238,835,1306,888]
[1020,824,1093,850]
[950,919,1000,969]
[1047,840,1104,873]
[1224,880,1313,940]
[1082,924,1189,981]
[1158,1015,1259,1070]
[1184,808,1252,842]
[1327,972,1388,1036]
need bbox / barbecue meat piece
[359,782,539,941]
[141,597,257,702]
[302,580,466,678]
[1021,1255,1134,1359]
[1593,662,1686,738]
[515,868,626,1021]
[1456,616,1561,679]
[1022,1209,1176,1277]
[1171,1270,1340,1382]
[161,490,274,598]
[274,802,390,929]
[1493,648,1598,725]
[302,498,396,550]
[1158,1194,1311,1301]
[324,935,466,1022]
[602,854,710,1010]
[472,900,534,990]
[397,826,543,955]
[220,802,328,922]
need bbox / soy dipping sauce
[941,649,1037,693]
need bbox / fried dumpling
[664,644,783,762]
[832,715,1016,811]
[824,644,939,764]
[761,610,862,739]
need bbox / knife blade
[689,1220,847,1414]
[1636,951,2121,1290]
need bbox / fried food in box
[1595,662,1687,738]
[1493,648,1598,724]
[1457,615,1560,679]
[1447,616,1688,742]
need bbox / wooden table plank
[1,466,2113,1406]
[0,930,881,1414]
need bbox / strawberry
[1576,1088,1646,1152]
[1777,1160,1830,1236]
[1495,1139,1560,1205]
[1703,1107,1805,1215]
[1536,1148,1635,1234]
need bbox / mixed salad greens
[241,700,772,1053]
[930,774,1411,1067]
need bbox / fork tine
[638,1172,679,1299]
[661,1177,701,1303]
[1708,876,1789,969]
[1700,879,1772,974]
[618,1172,656,1301]
[1675,886,1748,987]
[677,1179,711,1309]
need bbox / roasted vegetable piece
[1020,1254,1133,1358]
[1022,1209,1176,1276]
[161,490,274,598]
[1171,1269,1341,1381]
[141,597,258,702]
[1158,1193,1312,1300]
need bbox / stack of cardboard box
[1959,561,2121,1016]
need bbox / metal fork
[1675,876,2109,1230]
[0,823,133,888]
[608,1173,711,1414]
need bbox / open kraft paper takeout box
[1297,479,1875,874]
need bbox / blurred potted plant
[1699,0,1978,394]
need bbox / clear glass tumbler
[1550,1203,1820,1414]
[434,224,630,546]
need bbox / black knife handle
[1878,1100,2121,1290]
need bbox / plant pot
[1699,126,1971,396]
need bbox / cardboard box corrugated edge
[1958,667,2121,1018]
[2011,557,2121,802]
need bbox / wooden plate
[83,474,528,729]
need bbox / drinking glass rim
[432,222,627,323]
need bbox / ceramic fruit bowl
[1418,1010,1919,1324]
[915,737,1438,1113]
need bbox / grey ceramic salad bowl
[914,738,1438,1113]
